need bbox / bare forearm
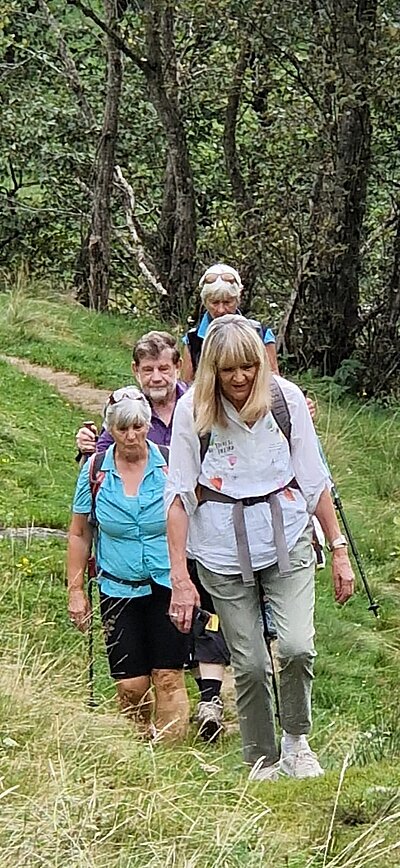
[314,487,341,545]
[167,496,200,631]
[266,343,279,374]
[167,496,189,572]
[67,532,91,591]
[181,346,194,385]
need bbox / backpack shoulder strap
[186,327,203,374]
[199,433,211,464]
[88,451,107,526]
[270,376,291,446]
[158,444,170,464]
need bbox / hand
[169,567,200,633]
[76,422,98,454]
[331,548,355,604]
[306,397,316,420]
[68,589,91,633]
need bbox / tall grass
[0,292,400,865]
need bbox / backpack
[199,376,291,462]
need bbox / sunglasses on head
[108,388,145,406]
[202,272,239,286]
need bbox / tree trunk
[364,204,400,396]
[144,1,196,319]
[223,39,262,311]
[282,0,377,375]
[88,0,122,311]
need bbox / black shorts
[100,584,190,680]
[187,559,231,667]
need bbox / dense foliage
[1,1,399,394]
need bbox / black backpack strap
[186,328,203,374]
[199,433,211,463]
[158,444,170,464]
[270,376,291,445]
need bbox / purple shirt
[96,381,188,453]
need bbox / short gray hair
[104,386,151,431]
[199,263,242,306]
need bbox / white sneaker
[280,747,324,779]
[248,759,281,782]
[197,697,223,742]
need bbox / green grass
[0,286,165,388]
[0,291,400,866]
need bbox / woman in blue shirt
[182,262,278,383]
[67,387,189,741]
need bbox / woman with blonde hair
[166,316,354,781]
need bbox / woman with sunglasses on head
[67,386,190,741]
[181,263,279,384]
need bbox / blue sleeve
[182,332,189,345]
[263,327,276,345]
[97,428,114,453]
[72,460,91,514]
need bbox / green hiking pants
[196,525,316,765]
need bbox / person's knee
[152,668,189,743]
[277,640,315,665]
[233,654,268,686]
[116,676,151,710]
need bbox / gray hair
[199,263,242,306]
[104,386,151,431]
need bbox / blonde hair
[194,315,271,435]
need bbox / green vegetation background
[0,293,399,867]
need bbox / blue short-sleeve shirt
[72,441,170,599]
[183,311,275,345]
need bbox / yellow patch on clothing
[206,614,219,632]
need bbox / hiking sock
[200,678,222,703]
[282,732,309,754]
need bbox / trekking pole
[257,579,281,724]
[80,426,99,707]
[87,556,97,707]
[318,441,379,618]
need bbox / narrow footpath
[1,354,107,540]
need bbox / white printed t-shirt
[165,376,329,575]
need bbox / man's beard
[145,384,176,403]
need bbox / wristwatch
[328,534,348,551]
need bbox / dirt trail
[0,353,240,709]
[1,354,109,416]
[0,354,105,539]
